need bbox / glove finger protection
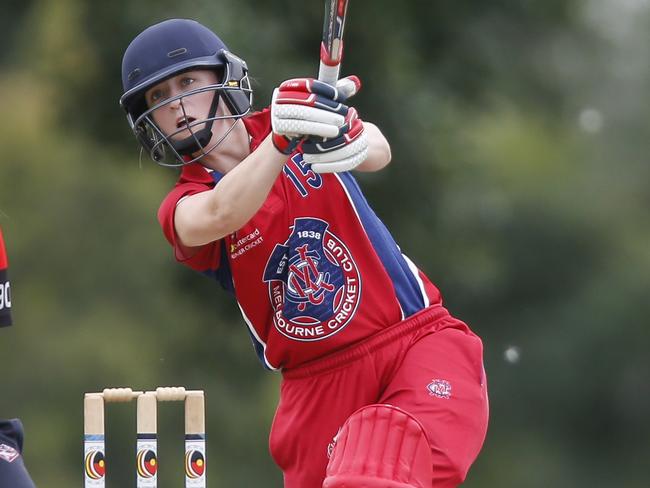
[302,107,369,173]
[271,76,361,154]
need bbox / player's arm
[174,77,348,248]
[173,137,286,248]
[289,77,390,174]
[353,122,391,172]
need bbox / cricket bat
[318,0,350,86]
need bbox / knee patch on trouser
[323,404,433,488]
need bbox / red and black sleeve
[0,226,12,327]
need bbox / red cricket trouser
[269,305,489,488]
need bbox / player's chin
[171,124,207,141]
[212,118,233,133]
[171,129,192,141]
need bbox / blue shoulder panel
[338,172,426,317]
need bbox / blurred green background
[1,0,649,486]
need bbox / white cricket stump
[136,392,158,488]
[84,386,206,488]
[154,387,207,488]
[182,390,207,488]
[84,388,142,488]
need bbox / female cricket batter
[120,18,488,488]
[0,227,37,487]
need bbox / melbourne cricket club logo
[427,379,452,399]
[263,218,361,341]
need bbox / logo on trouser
[327,427,342,459]
[427,379,452,399]
[0,443,19,463]
[263,218,361,341]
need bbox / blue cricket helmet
[120,19,252,166]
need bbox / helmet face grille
[131,79,253,167]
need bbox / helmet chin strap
[170,92,221,156]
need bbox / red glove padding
[274,76,359,111]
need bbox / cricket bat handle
[318,41,342,85]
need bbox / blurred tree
[0,0,649,487]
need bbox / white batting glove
[271,76,361,154]
[302,107,369,173]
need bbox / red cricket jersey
[158,109,442,369]
[0,226,12,327]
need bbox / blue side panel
[246,329,272,370]
[201,241,235,294]
[338,173,425,317]
[201,169,235,293]
[200,243,271,368]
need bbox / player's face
[145,69,228,141]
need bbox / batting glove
[302,107,368,173]
[271,76,361,155]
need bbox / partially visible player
[120,19,489,487]
[0,227,37,487]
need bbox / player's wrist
[272,133,301,155]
